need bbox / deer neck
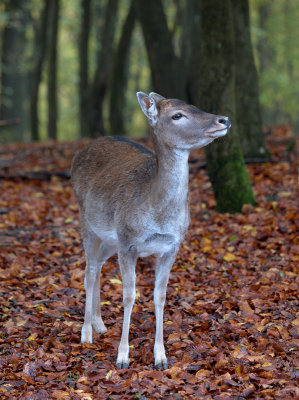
[151,135,190,205]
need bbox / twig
[0,118,21,127]
[0,170,71,181]
[0,150,31,168]
[189,156,271,170]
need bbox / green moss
[206,146,255,213]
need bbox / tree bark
[88,0,119,137]
[0,0,30,142]
[180,0,200,102]
[47,0,59,140]
[283,0,294,82]
[78,0,91,138]
[257,2,273,76]
[232,0,268,159]
[189,0,255,213]
[30,0,50,141]
[109,1,136,136]
[134,0,184,99]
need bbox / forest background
[0,1,298,397]
[0,0,298,144]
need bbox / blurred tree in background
[251,0,298,132]
[108,0,135,136]
[30,0,49,141]
[47,0,59,140]
[0,0,31,142]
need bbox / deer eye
[172,113,183,120]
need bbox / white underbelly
[88,220,118,244]
[137,233,179,257]
[86,212,184,256]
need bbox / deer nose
[218,117,231,128]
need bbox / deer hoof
[155,360,168,370]
[116,361,129,369]
[81,324,92,343]
[92,317,107,334]
[154,346,168,370]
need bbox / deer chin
[208,128,228,138]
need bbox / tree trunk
[232,0,268,159]
[180,0,200,102]
[134,0,184,99]
[109,1,136,136]
[47,0,59,140]
[257,2,273,76]
[284,0,294,82]
[189,0,255,213]
[78,0,91,138]
[30,0,50,141]
[88,0,119,137]
[171,0,182,38]
[0,0,30,142]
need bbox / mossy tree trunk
[134,0,184,99]
[232,0,268,159]
[109,1,136,136]
[189,0,255,213]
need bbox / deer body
[73,137,188,256]
[71,92,230,369]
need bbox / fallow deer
[71,92,230,369]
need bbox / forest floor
[0,125,298,400]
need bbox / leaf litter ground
[0,126,298,399]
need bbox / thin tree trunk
[78,0,91,138]
[88,0,119,137]
[189,0,255,213]
[180,0,200,102]
[284,0,294,82]
[232,0,268,159]
[30,0,49,141]
[134,0,184,99]
[109,1,135,135]
[0,0,29,142]
[170,0,182,38]
[47,0,59,140]
[257,2,273,76]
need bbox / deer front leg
[154,248,178,369]
[116,248,137,369]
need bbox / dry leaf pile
[0,126,298,399]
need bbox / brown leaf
[240,300,254,315]
[231,345,248,359]
[195,369,211,380]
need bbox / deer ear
[149,92,165,103]
[136,92,158,126]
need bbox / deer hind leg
[116,248,137,369]
[154,249,178,369]
[91,241,116,333]
[81,226,116,343]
